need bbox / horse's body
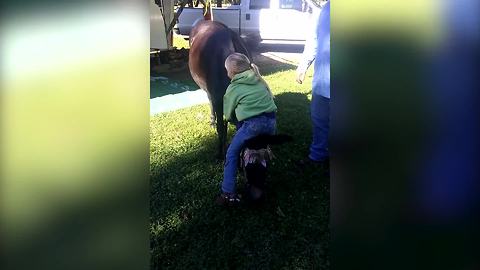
[188,20,250,158]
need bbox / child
[216,53,277,206]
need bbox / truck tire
[242,35,261,51]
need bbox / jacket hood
[231,69,259,85]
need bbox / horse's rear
[188,20,250,159]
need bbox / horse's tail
[229,28,252,62]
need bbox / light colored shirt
[297,1,330,98]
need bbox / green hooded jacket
[223,69,277,122]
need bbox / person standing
[296,0,330,170]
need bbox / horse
[188,20,251,159]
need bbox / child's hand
[296,72,306,84]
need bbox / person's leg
[309,94,330,161]
[221,116,276,194]
[222,123,253,194]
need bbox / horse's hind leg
[203,91,216,127]
[216,119,227,160]
[213,101,227,160]
[209,103,216,128]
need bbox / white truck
[176,0,322,47]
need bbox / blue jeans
[222,113,276,194]
[309,94,330,161]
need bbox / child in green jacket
[216,53,277,206]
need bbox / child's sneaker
[215,192,241,206]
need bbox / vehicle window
[279,0,303,11]
[249,0,270,9]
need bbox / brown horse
[188,20,251,159]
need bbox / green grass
[150,60,329,269]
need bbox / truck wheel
[243,36,261,51]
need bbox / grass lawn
[150,48,329,269]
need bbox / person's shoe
[215,192,241,207]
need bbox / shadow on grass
[256,43,305,54]
[150,92,329,269]
[150,69,199,99]
[253,54,299,77]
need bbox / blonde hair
[225,53,274,98]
